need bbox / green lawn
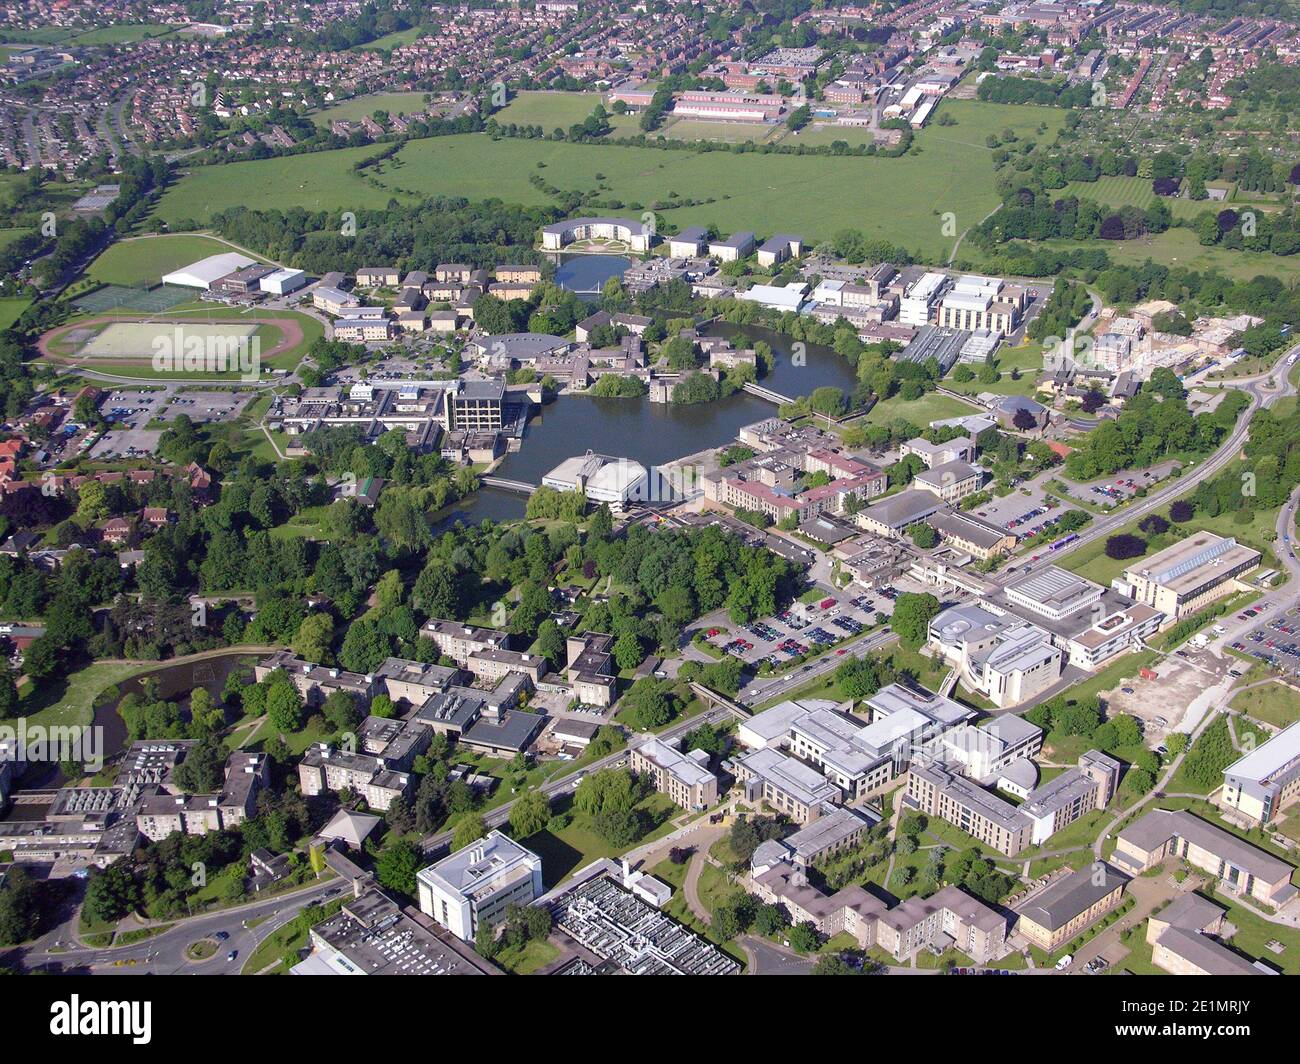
[1059,176,1209,222]
[153,100,1065,259]
[1040,228,1300,285]
[0,296,30,331]
[517,792,682,889]
[496,91,607,129]
[87,234,264,288]
[863,390,980,428]
[353,27,429,50]
[16,660,159,730]
[1231,681,1300,729]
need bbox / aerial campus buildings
[417,830,544,941]
[540,216,654,253]
[1221,720,1300,826]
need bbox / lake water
[554,254,632,296]
[436,324,858,528]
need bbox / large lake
[436,323,859,527]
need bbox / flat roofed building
[927,603,1061,709]
[900,436,974,468]
[417,830,543,941]
[858,488,948,538]
[907,762,1031,855]
[630,735,719,810]
[1222,720,1300,825]
[730,747,840,823]
[421,619,510,664]
[1005,565,1104,622]
[301,888,494,975]
[1013,863,1129,952]
[1112,808,1296,907]
[1122,532,1261,624]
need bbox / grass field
[863,389,980,427]
[312,92,433,127]
[0,297,30,330]
[87,234,262,288]
[496,90,607,129]
[353,27,429,50]
[1231,681,1300,729]
[1043,228,1300,285]
[153,100,1066,259]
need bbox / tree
[82,862,139,926]
[787,921,820,953]
[322,689,360,732]
[0,664,18,719]
[909,523,938,549]
[376,838,423,896]
[508,789,551,839]
[292,612,334,664]
[265,680,304,733]
[452,813,487,851]
[1104,534,1147,560]
[890,592,940,649]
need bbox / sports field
[80,321,258,359]
[496,91,608,129]
[39,307,320,380]
[151,100,1066,259]
[1060,176,1231,222]
[87,234,257,288]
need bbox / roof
[162,252,256,288]
[1118,809,1294,885]
[1154,924,1263,976]
[1014,864,1128,932]
[461,709,544,752]
[631,735,716,788]
[862,489,946,530]
[914,458,980,488]
[417,829,539,901]
[1125,532,1260,596]
[1225,719,1300,787]
[318,808,382,849]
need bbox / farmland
[151,100,1066,259]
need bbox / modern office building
[416,831,544,941]
[1120,532,1261,624]
[729,747,841,823]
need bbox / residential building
[629,735,719,810]
[1111,809,1297,907]
[136,752,269,841]
[1013,863,1129,952]
[729,747,840,823]
[1146,893,1272,976]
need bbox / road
[1015,348,1298,581]
[18,878,342,976]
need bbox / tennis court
[74,285,195,314]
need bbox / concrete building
[1222,720,1300,825]
[417,831,544,941]
[928,603,1062,708]
[756,234,804,268]
[729,747,840,823]
[1121,532,1261,624]
[259,268,307,295]
[927,510,1016,560]
[912,459,983,504]
[1013,863,1129,953]
[900,436,974,468]
[542,452,649,511]
[298,744,411,812]
[136,752,269,841]
[899,272,948,327]
[1111,809,1297,907]
[857,489,948,539]
[629,735,719,810]
[708,231,756,261]
[297,888,495,975]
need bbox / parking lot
[1057,461,1180,509]
[1229,605,1300,678]
[704,587,899,668]
[966,487,1059,540]
[89,428,164,460]
[164,390,254,424]
[102,388,169,429]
